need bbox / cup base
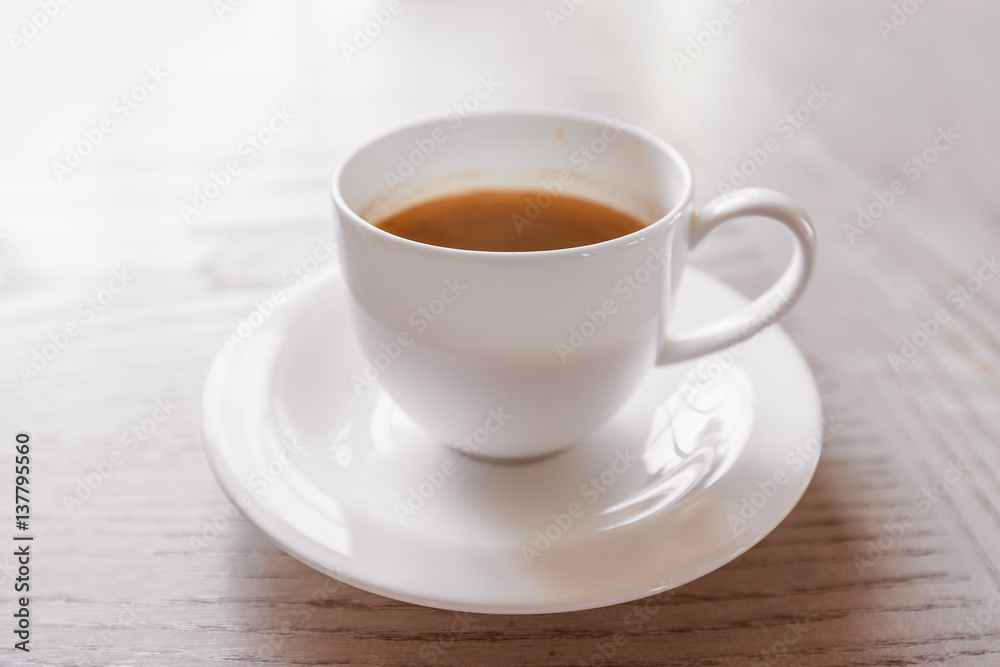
[447,442,575,465]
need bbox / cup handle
[657,187,816,365]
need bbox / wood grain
[2,0,1000,664]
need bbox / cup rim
[331,108,694,260]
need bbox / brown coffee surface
[373,190,646,251]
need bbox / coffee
[373,189,646,252]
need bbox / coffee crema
[373,189,646,252]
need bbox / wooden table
[3,1,999,664]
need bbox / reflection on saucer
[602,364,755,530]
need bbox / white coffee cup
[333,110,815,460]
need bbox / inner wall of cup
[338,114,685,228]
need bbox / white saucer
[202,267,823,614]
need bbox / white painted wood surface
[2,1,999,664]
